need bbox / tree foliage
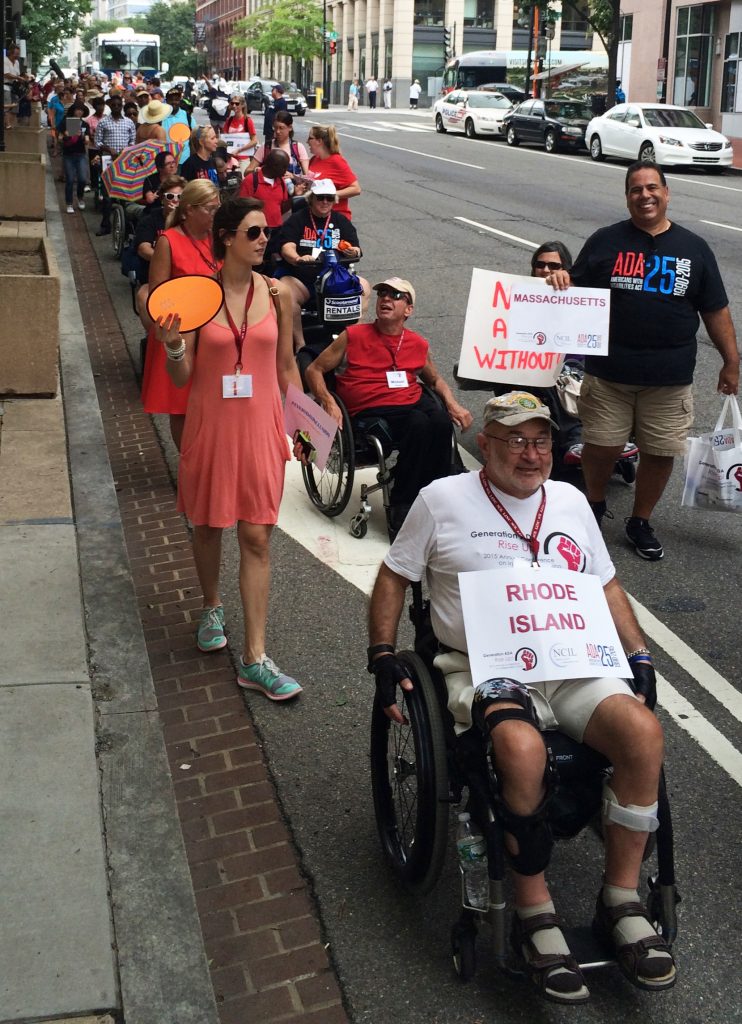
[80,19,128,55]
[231,0,324,65]
[21,0,92,70]
[137,0,200,77]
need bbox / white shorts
[434,649,636,741]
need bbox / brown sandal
[593,893,676,991]
[511,912,590,1005]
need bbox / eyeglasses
[235,225,273,240]
[376,288,410,302]
[161,192,181,201]
[485,434,553,453]
[229,101,240,106]
[533,260,563,271]
[312,194,334,202]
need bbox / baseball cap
[373,277,416,305]
[310,178,337,196]
[273,83,285,94]
[483,391,557,429]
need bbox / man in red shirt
[305,277,473,533]
[238,148,290,228]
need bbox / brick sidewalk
[58,190,349,1023]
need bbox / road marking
[657,673,742,785]
[344,120,388,132]
[629,596,742,726]
[279,457,742,789]
[335,132,486,169]
[455,215,538,248]
[700,219,742,232]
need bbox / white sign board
[222,132,255,155]
[458,566,630,685]
[457,268,611,386]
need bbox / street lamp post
[322,0,328,102]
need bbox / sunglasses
[161,192,181,201]
[376,288,410,302]
[533,260,563,271]
[235,226,273,240]
[312,194,334,202]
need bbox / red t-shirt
[307,153,358,219]
[238,170,288,228]
[223,113,256,162]
[336,322,428,416]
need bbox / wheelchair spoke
[387,695,420,861]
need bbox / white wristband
[166,339,186,362]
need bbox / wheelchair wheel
[111,204,126,259]
[370,651,449,895]
[616,458,637,484]
[302,394,355,517]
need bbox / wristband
[366,643,395,672]
[626,648,651,661]
[166,339,186,362]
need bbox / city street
[99,106,742,1022]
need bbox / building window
[414,0,445,27]
[722,33,740,113]
[560,4,590,36]
[620,14,633,42]
[464,0,494,30]
[675,4,714,107]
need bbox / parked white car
[585,103,733,173]
[433,90,513,138]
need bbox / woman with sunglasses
[133,175,185,281]
[305,124,361,219]
[530,241,573,279]
[153,197,304,701]
[142,150,179,206]
[140,179,222,449]
[271,178,370,351]
[221,94,258,169]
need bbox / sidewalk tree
[231,0,323,71]
[81,19,128,54]
[137,0,200,77]
[21,0,93,70]
[515,0,620,104]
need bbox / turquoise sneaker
[196,605,227,652]
[237,655,302,701]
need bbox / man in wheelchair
[305,277,473,534]
[367,391,676,1003]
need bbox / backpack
[315,250,363,324]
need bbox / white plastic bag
[681,395,742,512]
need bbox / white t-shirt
[4,55,20,79]
[409,82,422,99]
[385,472,615,653]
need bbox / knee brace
[602,784,659,834]
[472,677,535,736]
[496,796,554,876]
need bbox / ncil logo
[549,643,578,667]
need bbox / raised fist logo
[557,536,583,571]
[734,465,742,492]
[519,648,536,671]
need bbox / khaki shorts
[434,649,636,742]
[578,374,693,457]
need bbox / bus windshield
[101,42,159,73]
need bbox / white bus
[91,28,161,80]
[442,51,508,93]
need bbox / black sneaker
[589,500,614,530]
[625,516,664,560]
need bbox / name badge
[386,370,408,389]
[222,374,253,399]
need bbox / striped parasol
[102,140,184,201]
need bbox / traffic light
[443,26,452,59]
[329,40,337,55]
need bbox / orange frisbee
[147,275,224,332]
[168,121,191,143]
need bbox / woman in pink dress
[153,197,304,701]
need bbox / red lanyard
[221,273,255,373]
[182,226,218,273]
[479,469,545,567]
[309,210,331,247]
[386,329,405,369]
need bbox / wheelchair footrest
[561,925,615,972]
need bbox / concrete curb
[47,168,220,1024]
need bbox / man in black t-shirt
[546,161,739,561]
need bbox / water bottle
[456,812,488,911]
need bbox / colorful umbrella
[102,140,183,201]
